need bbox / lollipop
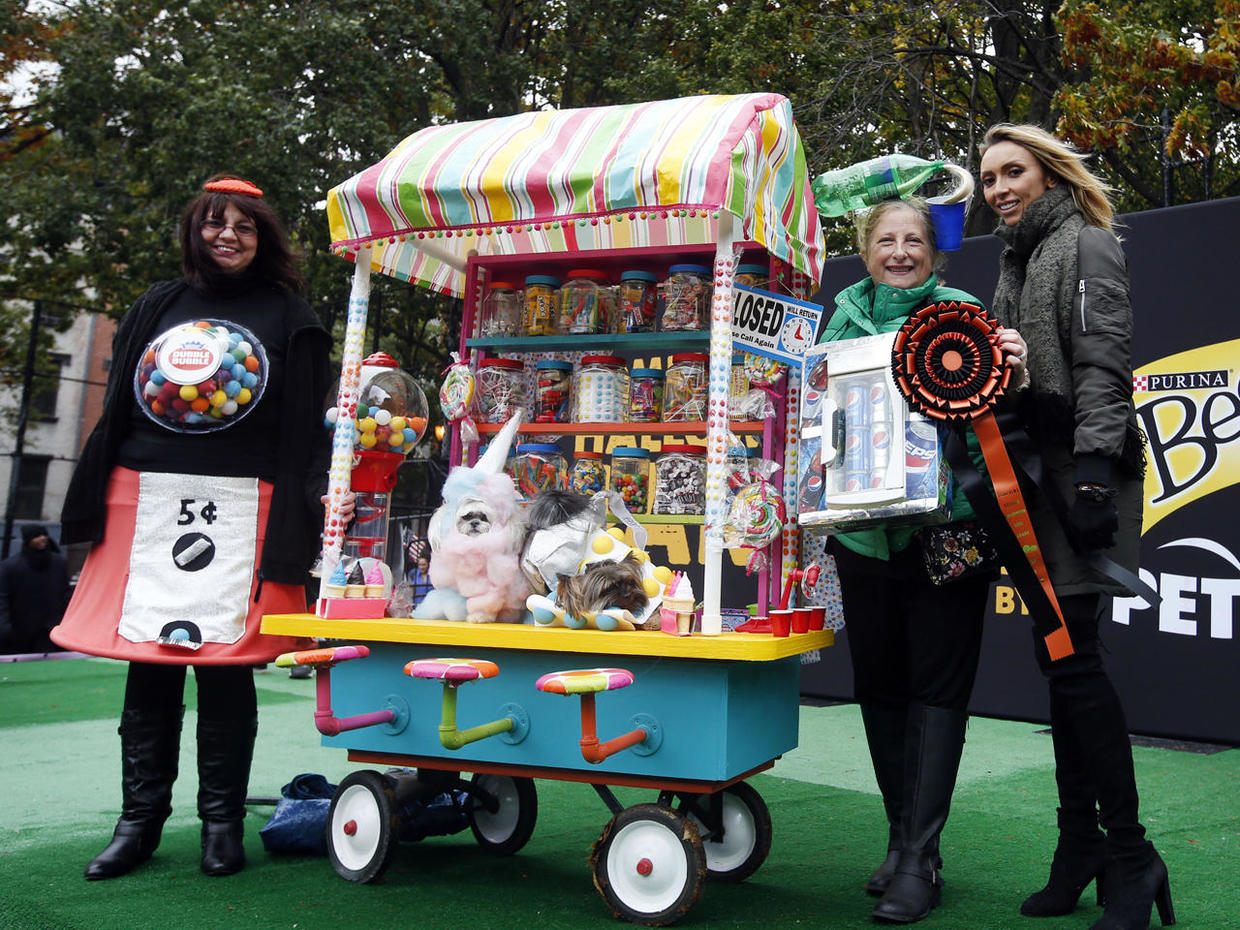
[439,352,479,446]
[725,481,785,574]
[743,351,785,388]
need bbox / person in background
[52,175,352,881]
[979,124,1171,930]
[819,197,1013,924]
[0,524,70,654]
[409,553,432,607]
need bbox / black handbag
[917,521,999,585]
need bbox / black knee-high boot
[872,705,968,924]
[85,705,185,880]
[1068,687,1174,930]
[1021,690,1109,916]
[860,704,908,896]
[197,715,257,876]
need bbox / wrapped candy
[438,351,479,447]
[722,457,785,574]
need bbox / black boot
[85,706,184,880]
[1021,693,1108,916]
[860,704,907,896]
[872,705,968,924]
[197,715,257,876]
[1071,687,1174,930]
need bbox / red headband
[203,178,264,198]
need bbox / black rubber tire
[590,803,706,926]
[327,770,399,883]
[467,773,538,855]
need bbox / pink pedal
[405,657,500,682]
[535,668,635,695]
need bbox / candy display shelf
[476,420,765,436]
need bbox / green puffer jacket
[819,274,988,560]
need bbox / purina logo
[1134,339,1240,532]
[1133,369,1229,393]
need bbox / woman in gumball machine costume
[53,176,353,880]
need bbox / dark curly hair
[179,173,305,294]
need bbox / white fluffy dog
[414,415,530,623]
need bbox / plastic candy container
[481,280,522,337]
[477,357,528,423]
[734,263,769,288]
[513,443,567,497]
[523,275,560,336]
[663,352,709,421]
[660,264,711,331]
[559,269,612,334]
[534,359,573,423]
[653,444,706,515]
[568,450,606,495]
[135,319,268,432]
[610,447,651,514]
[617,270,659,332]
[352,368,429,453]
[628,367,664,422]
[573,354,629,423]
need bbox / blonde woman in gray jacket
[979,124,1171,930]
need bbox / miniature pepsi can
[870,421,892,483]
[844,383,870,429]
[905,417,940,499]
[843,428,872,476]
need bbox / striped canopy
[326,93,824,296]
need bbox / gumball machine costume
[320,352,429,617]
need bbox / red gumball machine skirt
[52,467,315,665]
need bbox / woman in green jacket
[821,197,1020,924]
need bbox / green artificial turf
[1,657,1235,930]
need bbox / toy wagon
[263,92,830,926]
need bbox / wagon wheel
[467,773,538,855]
[679,782,772,883]
[327,770,399,883]
[590,803,706,926]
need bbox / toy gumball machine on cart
[321,352,429,617]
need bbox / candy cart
[263,93,831,926]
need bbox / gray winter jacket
[991,186,1143,596]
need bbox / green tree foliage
[1056,0,1240,210]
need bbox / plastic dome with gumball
[323,352,430,455]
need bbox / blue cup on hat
[928,198,966,251]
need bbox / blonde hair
[980,124,1114,230]
[854,197,944,272]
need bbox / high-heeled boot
[1022,694,1108,916]
[85,705,184,880]
[197,715,257,876]
[860,704,906,896]
[872,705,968,924]
[1071,681,1174,929]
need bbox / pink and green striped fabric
[326,94,824,296]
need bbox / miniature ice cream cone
[363,561,386,598]
[662,574,695,635]
[344,562,366,598]
[324,561,348,599]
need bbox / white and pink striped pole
[317,248,371,609]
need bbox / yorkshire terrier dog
[554,553,651,629]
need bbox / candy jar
[573,354,629,423]
[660,264,711,331]
[513,442,567,497]
[568,449,606,496]
[533,359,573,423]
[523,274,560,336]
[617,270,659,332]
[559,268,612,334]
[480,280,522,337]
[663,352,709,422]
[476,357,528,423]
[610,447,651,514]
[653,443,707,515]
[628,367,664,423]
[733,263,769,288]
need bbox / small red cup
[809,606,826,631]
[792,607,812,634]
[769,609,792,638]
